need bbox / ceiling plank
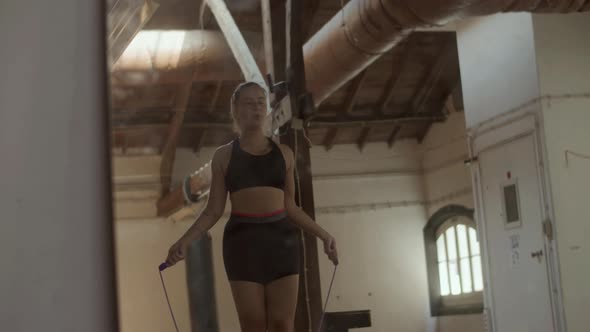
[410,41,455,116]
[159,82,192,193]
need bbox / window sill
[433,303,484,317]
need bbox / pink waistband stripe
[230,208,286,218]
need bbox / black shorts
[222,210,300,285]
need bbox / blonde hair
[229,81,269,134]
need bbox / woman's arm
[281,144,339,265]
[166,147,228,265]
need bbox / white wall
[115,219,192,332]
[457,14,540,129]
[421,113,484,332]
[311,143,429,332]
[533,13,590,332]
[0,1,118,331]
[422,113,473,216]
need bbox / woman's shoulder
[212,142,234,169]
[276,143,294,166]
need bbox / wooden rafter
[309,114,445,127]
[207,81,223,114]
[410,41,455,115]
[112,113,444,134]
[323,128,339,151]
[192,130,207,153]
[342,70,368,116]
[387,126,401,148]
[159,82,192,194]
[377,41,414,114]
[417,123,432,144]
[357,127,371,151]
[303,0,321,39]
[405,41,454,144]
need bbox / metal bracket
[543,218,554,241]
[464,156,479,166]
[266,73,289,94]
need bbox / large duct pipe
[304,0,590,104]
[114,1,590,99]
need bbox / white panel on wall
[457,13,540,128]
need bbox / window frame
[424,205,484,316]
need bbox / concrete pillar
[0,1,118,331]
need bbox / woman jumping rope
[165,81,339,332]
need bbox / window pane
[460,258,473,293]
[436,235,446,262]
[438,262,450,296]
[445,227,457,260]
[472,255,484,291]
[449,260,461,295]
[457,224,469,258]
[469,228,480,255]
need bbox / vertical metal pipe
[185,233,219,332]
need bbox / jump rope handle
[159,262,169,271]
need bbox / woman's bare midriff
[229,187,285,214]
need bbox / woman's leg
[265,275,299,332]
[230,281,267,332]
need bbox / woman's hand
[166,236,191,266]
[322,235,339,266]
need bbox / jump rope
[158,262,337,332]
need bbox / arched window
[424,205,484,316]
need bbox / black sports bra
[225,138,286,193]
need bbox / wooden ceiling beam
[303,0,321,39]
[308,114,445,128]
[207,81,223,115]
[417,123,432,144]
[322,128,338,151]
[192,130,207,153]
[113,113,444,133]
[357,127,371,151]
[342,70,368,116]
[377,41,414,115]
[387,126,401,149]
[410,41,455,116]
[159,82,192,194]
